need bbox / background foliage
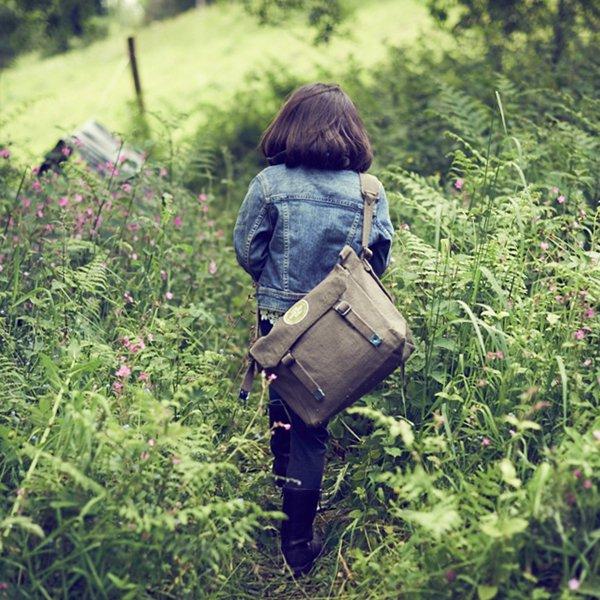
[0,0,598,597]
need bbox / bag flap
[249,266,348,369]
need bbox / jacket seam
[270,195,358,209]
[282,203,290,290]
[243,204,267,272]
[255,171,271,202]
[257,285,307,298]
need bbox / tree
[0,0,107,67]
[426,0,600,69]
[238,0,347,44]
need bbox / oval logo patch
[283,299,309,325]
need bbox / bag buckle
[334,300,351,316]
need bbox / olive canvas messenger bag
[238,172,415,427]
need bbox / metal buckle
[361,247,373,260]
[370,334,382,347]
[335,301,351,316]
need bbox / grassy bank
[0,0,432,164]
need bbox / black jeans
[259,318,329,490]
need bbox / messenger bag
[238,172,415,427]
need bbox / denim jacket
[233,164,394,313]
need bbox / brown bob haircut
[259,82,373,172]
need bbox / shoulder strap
[359,172,380,260]
[238,288,261,402]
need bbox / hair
[258,82,373,172]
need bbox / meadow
[0,1,598,598]
[0,0,431,164]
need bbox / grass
[0,0,432,164]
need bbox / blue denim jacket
[233,164,394,313]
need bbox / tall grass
[0,32,598,599]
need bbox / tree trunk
[552,0,575,66]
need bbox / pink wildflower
[198,193,208,203]
[584,307,596,319]
[557,195,565,204]
[568,578,580,591]
[121,182,132,193]
[481,437,491,447]
[0,582,8,590]
[115,364,131,378]
[112,381,123,394]
[148,438,156,447]
[173,215,183,228]
[574,329,586,340]
[0,148,10,159]
[74,193,83,203]
[573,469,582,479]
[208,259,218,275]
[454,178,464,190]
[550,186,559,195]
[202,204,209,213]
[445,570,457,583]
[61,146,72,157]
[22,197,31,209]
[165,291,173,300]
[138,371,150,382]
[58,196,69,208]
[583,358,592,367]
[267,373,277,383]
[160,270,168,281]
[130,253,138,261]
[540,242,549,251]
[583,479,593,490]
[32,180,42,193]
[272,421,291,431]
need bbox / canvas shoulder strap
[359,172,381,260]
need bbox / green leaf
[499,458,521,488]
[478,584,498,600]
[480,513,528,539]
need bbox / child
[233,82,394,577]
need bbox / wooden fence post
[127,36,145,114]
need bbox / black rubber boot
[280,488,323,577]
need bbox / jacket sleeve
[368,183,394,278]
[233,174,273,283]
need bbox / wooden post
[127,36,145,114]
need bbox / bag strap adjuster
[334,300,351,316]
